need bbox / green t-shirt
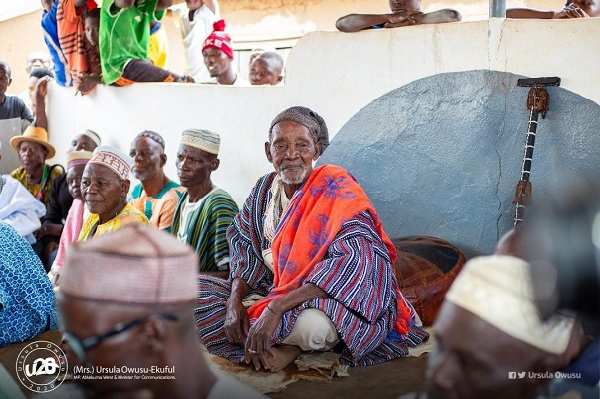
[99,0,165,85]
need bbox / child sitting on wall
[99,0,192,85]
[336,0,461,33]
[79,7,102,94]
[507,0,600,19]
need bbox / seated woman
[48,150,93,287]
[196,106,428,372]
[36,130,102,268]
[0,141,46,245]
[79,146,147,241]
[9,126,63,206]
[9,126,64,268]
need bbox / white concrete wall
[44,18,600,206]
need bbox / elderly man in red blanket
[195,106,429,372]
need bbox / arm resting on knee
[268,283,327,315]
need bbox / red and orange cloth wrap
[247,165,415,337]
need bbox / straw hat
[10,126,56,159]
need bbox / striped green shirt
[172,188,238,272]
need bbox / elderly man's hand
[244,305,282,371]
[224,297,250,346]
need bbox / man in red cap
[201,19,248,85]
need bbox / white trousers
[280,308,340,351]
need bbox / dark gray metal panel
[490,0,506,17]
[318,70,600,257]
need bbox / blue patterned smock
[0,221,58,347]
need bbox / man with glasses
[58,224,265,398]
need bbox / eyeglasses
[62,313,179,367]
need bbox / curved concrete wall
[318,70,600,256]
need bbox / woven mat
[205,327,434,394]
[206,350,348,394]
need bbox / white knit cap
[180,129,220,155]
[88,145,133,180]
[61,224,198,303]
[445,255,575,354]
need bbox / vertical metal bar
[490,0,506,17]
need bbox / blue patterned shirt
[0,222,58,347]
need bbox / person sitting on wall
[249,51,284,86]
[0,140,47,245]
[58,224,267,399]
[79,7,103,94]
[0,220,58,348]
[202,20,248,85]
[99,0,193,86]
[172,0,220,83]
[413,229,589,399]
[507,0,599,19]
[195,106,428,373]
[41,0,70,87]
[336,0,461,33]
[48,150,93,287]
[56,0,98,94]
[0,61,34,134]
[171,129,238,277]
[78,146,147,240]
[129,130,185,231]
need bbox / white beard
[279,164,308,185]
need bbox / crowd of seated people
[0,105,433,399]
[3,104,597,399]
[1,3,598,398]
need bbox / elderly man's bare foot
[269,345,302,372]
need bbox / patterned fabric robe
[0,221,57,347]
[78,203,147,241]
[196,165,428,366]
[171,188,239,272]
